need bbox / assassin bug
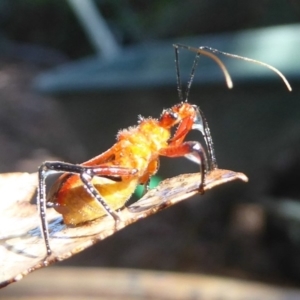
[38,44,291,257]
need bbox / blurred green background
[1,0,300,292]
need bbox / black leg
[37,161,136,257]
[160,141,208,193]
[198,108,218,170]
[80,171,121,221]
[184,141,209,193]
[37,164,52,257]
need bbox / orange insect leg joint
[159,141,208,193]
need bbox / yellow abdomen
[49,119,171,225]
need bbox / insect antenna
[176,44,292,91]
[173,44,226,171]
[185,51,201,101]
[174,43,234,93]
[174,45,184,102]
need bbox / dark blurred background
[1,0,300,291]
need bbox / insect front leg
[37,161,137,257]
[192,107,218,170]
[165,107,217,171]
[159,141,208,193]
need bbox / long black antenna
[173,43,227,171]
[185,52,201,101]
[174,45,184,102]
[172,43,292,171]
[176,44,292,91]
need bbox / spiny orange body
[47,102,200,225]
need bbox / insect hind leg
[37,163,52,257]
[80,170,121,222]
[37,161,137,257]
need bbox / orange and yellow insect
[37,44,291,257]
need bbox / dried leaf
[0,169,248,288]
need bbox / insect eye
[169,111,178,120]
